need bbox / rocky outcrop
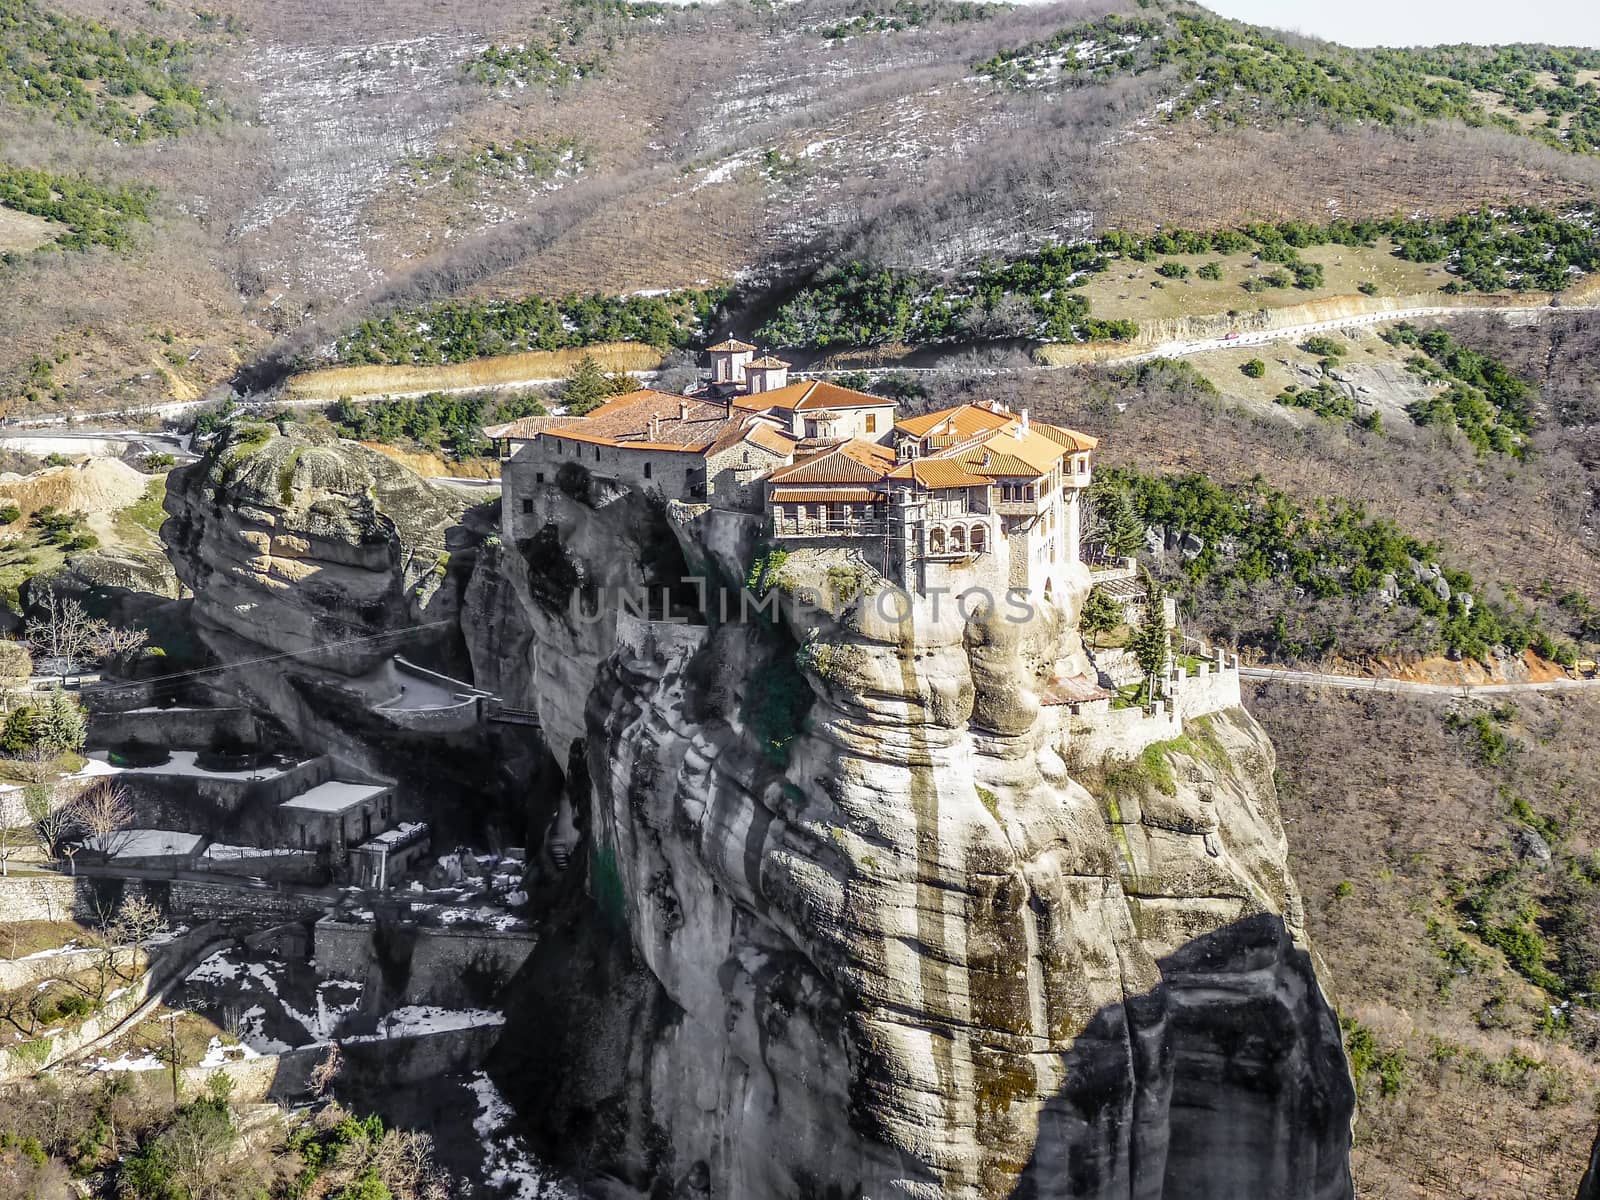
[1580,1130,1600,1200]
[487,481,1355,1199]
[162,421,464,675]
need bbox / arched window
[970,524,987,553]
[950,526,966,553]
[929,526,946,554]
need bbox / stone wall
[1064,698,1185,766]
[88,707,259,752]
[0,874,82,923]
[313,918,536,1006]
[1167,652,1243,722]
[504,441,704,538]
[184,1023,503,1103]
[614,612,710,666]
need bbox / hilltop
[4,0,1600,412]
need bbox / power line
[75,620,455,697]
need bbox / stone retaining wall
[88,707,258,751]
[1064,699,1184,766]
[314,918,536,1007]
[181,1022,503,1103]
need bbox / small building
[732,379,896,443]
[757,401,1099,600]
[279,780,395,853]
[349,821,432,889]
[766,440,895,543]
[498,390,798,536]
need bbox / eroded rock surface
[162,421,463,674]
[485,479,1355,1200]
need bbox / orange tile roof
[707,338,758,353]
[733,379,895,415]
[885,458,991,489]
[746,355,790,369]
[894,403,1014,440]
[966,427,1070,476]
[767,439,895,486]
[770,487,882,504]
[1034,423,1099,452]
[541,390,741,453]
[743,423,798,456]
[706,417,797,459]
[484,415,568,440]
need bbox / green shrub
[1196,261,1224,281]
[1156,260,1190,279]
[1240,358,1265,378]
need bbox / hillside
[5,0,1600,412]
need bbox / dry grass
[1073,241,1457,326]
[1254,683,1600,1200]
[286,341,663,400]
[0,920,91,960]
[0,207,62,255]
[359,443,500,479]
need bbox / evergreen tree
[36,693,86,755]
[1130,571,1170,708]
[1080,588,1121,649]
[1091,483,1148,559]
[1,705,36,753]
[562,354,623,416]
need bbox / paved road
[1240,665,1600,697]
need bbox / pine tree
[36,692,86,755]
[562,354,616,416]
[1080,588,1121,649]
[1130,571,1170,709]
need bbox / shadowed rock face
[483,485,1355,1200]
[1579,1132,1600,1200]
[161,422,463,675]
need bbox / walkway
[1239,665,1600,697]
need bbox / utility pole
[167,1013,179,1104]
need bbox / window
[742,451,750,465]
[535,472,545,484]
[595,446,601,461]
[555,439,563,454]
[521,498,533,514]
[644,462,652,480]
[865,414,877,434]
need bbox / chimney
[650,413,661,442]
[1021,409,1030,435]
[679,399,690,421]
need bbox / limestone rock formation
[481,478,1355,1200]
[162,421,464,674]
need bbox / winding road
[1239,664,1600,697]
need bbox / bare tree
[0,819,28,878]
[308,1042,343,1098]
[25,591,102,683]
[112,894,167,981]
[24,783,77,866]
[93,623,149,671]
[78,782,136,864]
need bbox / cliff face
[480,483,1356,1200]
[162,422,464,674]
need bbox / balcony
[772,517,888,539]
[993,495,1045,517]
